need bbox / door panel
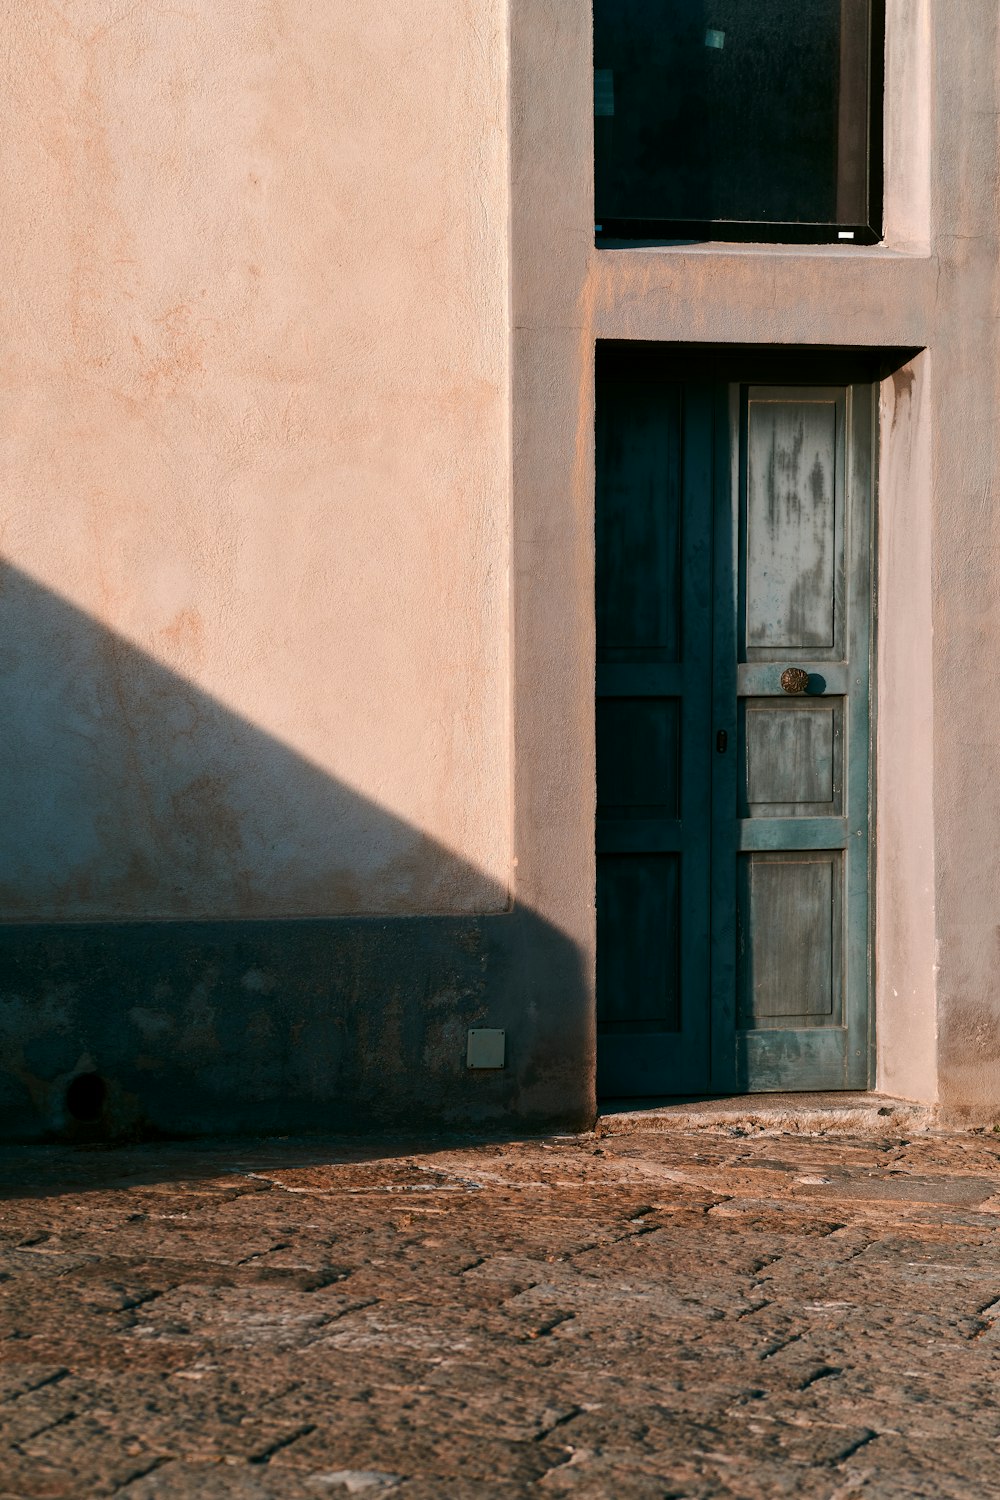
[713,381,870,1091]
[597,698,680,816]
[744,393,845,655]
[737,852,844,1028]
[596,367,713,1097]
[596,381,682,658]
[597,855,680,1031]
[743,700,842,817]
[596,354,873,1097]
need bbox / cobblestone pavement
[3,1117,1000,1498]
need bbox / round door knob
[780,667,810,695]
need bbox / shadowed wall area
[0,564,507,924]
[0,564,589,1141]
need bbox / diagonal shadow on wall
[0,563,590,1142]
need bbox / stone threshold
[597,1091,938,1139]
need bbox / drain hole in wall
[65,1072,107,1122]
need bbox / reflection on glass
[594,0,880,242]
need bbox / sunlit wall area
[0,0,511,920]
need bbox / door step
[598,1092,937,1139]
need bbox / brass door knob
[780,667,810,695]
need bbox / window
[594,0,884,244]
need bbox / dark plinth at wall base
[0,909,591,1142]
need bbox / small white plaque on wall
[467,1029,505,1069]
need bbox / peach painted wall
[0,1,511,918]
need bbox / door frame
[594,342,882,1097]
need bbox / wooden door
[595,369,714,1096]
[596,355,874,1097]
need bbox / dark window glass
[594,0,882,243]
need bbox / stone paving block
[838,1433,1000,1497]
[270,1420,567,1484]
[124,1282,368,1354]
[117,1460,333,1499]
[391,1482,537,1500]
[267,1378,579,1445]
[0,1366,68,1403]
[0,1382,80,1445]
[16,1414,170,1493]
[0,1455,92,1500]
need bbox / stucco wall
[928,8,1000,1117]
[0,0,510,919]
[0,0,598,1143]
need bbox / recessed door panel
[745,394,844,656]
[597,698,680,817]
[737,852,844,1029]
[743,700,842,817]
[596,381,682,658]
[597,854,680,1032]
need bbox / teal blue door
[596,353,874,1097]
